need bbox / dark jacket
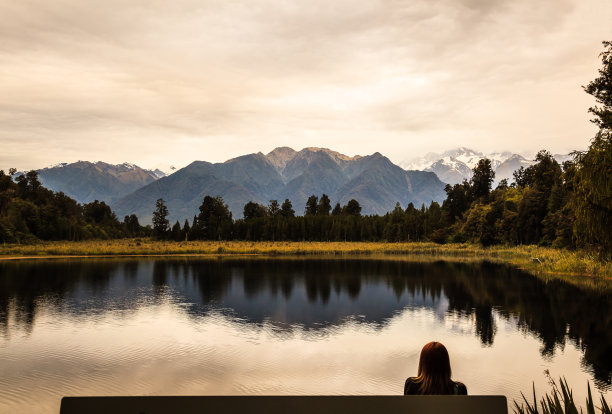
[404,377,467,395]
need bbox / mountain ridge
[111,147,447,224]
[34,161,166,204]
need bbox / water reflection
[0,258,611,388]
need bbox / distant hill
[34,161,164,204]
[112,147,447,224]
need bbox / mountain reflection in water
[1,258,610,387]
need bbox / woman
[404,341,467,395]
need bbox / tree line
[148,150,588,251]
[0,168,148,242]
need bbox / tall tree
[573,41,612,258]
[268,200,280,217]
[171,220,182,241]
[343,199,362,216]
[584,40,612,131]
[197,195,233,240]
[182,219,190,240]
[124,214,140,235]
[317,194,331,216]
[305,195,318,216]
[280,199,295,218]
[243,201,266,221]
[152,198,170,238]
[470,158,495,200]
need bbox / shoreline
[0,240,610,283]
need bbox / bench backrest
[60,395,508,414]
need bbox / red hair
[414,341,454,394]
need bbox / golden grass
[0,239,610,280]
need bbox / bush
[514,377,610,414]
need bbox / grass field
[0,239,610,282]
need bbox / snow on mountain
[147,169,168,179]
[121,162,139,170]
[44,162,69,169]
[495,154,533,183]
[151,164,178,176]
[401,148,535,185]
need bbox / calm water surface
[0,258,611,413]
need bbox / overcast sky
[1,0,611,170]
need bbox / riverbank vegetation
[1,240,610,280]
[514,377,610,414]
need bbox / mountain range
[110,147,446,224]
[401,147,571,185]
[29,146,572,225]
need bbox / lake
[1,257,610,413]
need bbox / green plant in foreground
[514,377,611,414]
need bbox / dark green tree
[197,195,233,240]
[331,203,342,216]
[317,194,331,216]
[182,219,190,240]
[268,200,280,216]
[584,40,612,131]
[573,41,612,258]
[280,199,295,218]
[442,181,471,224]
[470,158,495,200]
[244,201,267,221]
[84,200,117,225]
[573,132,611,257]
[124,214,140,235]
[305,195,318,216]
[344,199,362,216]
[152,198,170,238]
[171,220,182,241]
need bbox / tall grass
[514,377,611,414]
[0,239,610,281]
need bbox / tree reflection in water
[0,258,610,388]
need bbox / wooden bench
[60,395,508,413]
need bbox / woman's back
[404,377,467,395]
[404,342,467,395]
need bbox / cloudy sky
[1,0,611,170]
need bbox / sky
[1,0,611,171]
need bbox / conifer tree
[152,198,170,239]
[281,199,295,218]
[332,203,342,216]
[317,194,331,216]
[305,195,318,216]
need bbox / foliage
[573,41,612,259]
[514,377,611,414]
[152,198,170,239]
[0,169,142,243]
[584,41,612,131]
[194,195,233,240]
[470,158,495,200]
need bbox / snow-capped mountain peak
[121,162,139,170]
[44,162,68,169]
[401,148,536,185]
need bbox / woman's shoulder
[453,381,468,395]
[404,377,420,395]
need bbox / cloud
[0,0,609,169]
